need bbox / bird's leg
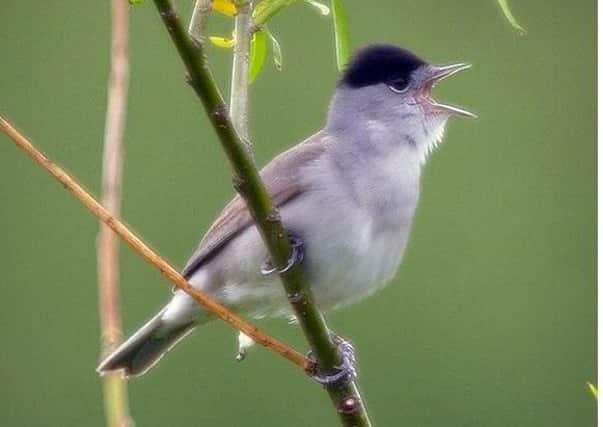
[260,232,304,275]
[308,332,358,386]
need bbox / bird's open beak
[420,63,477,118]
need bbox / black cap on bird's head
[341,44,427,89]
[339,44,476,118]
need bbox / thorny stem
[154,1,372,425]
[98,1,133,426]
[0,115,309,373]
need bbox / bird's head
[328,44,475,159]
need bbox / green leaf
[496,0,527,35]
[304,0,330,16]
[587,382,598,400]
[266,28,283,71]
[253,0,297,26]
[330,0,350,71]
[128,0,144,4]
[249,30,268,83]
[209,35,235,48]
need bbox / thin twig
[98,1,132,426]
[229,0,254,359]
[230,0,252,145]
[153,1,371,425]
[0,115,309,372]
[188,0,212,46]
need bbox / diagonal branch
[0,115,309,372]
[152,1,371,425]
[98,0,133,426]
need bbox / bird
[97,44,475,378]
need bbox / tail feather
[97,311,196,378]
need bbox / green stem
[102,376,133,427]
[152,1,372,425]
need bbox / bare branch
[0,115,309,372]
[230,0,252,145]
[188,0,212,46]
[98,1,133,425]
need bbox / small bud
[212,0,237,17]
[587,382,598,400]
[209,36,235,49]
[338,395,360,415]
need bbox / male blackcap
[98,44,475,377]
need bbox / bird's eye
[387,77,409,93]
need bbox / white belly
[193,156,419,319]
[300,202,412,311]
[198,197,412,320]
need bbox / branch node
[266,210,280,222]
[212,105,229,129]
[160,7,178,21]
[287,291,303,304]
[338,395,361,416]
[232,173,245,193]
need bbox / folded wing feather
[181,132,328,278]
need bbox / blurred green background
[0,0,596,426]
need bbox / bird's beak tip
[429,62,473,82]
[424,62,476,119]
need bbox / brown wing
[181,132,328,278]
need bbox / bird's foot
[309,335,357,386]
[260,232,304,275]
[235,331,255,362]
